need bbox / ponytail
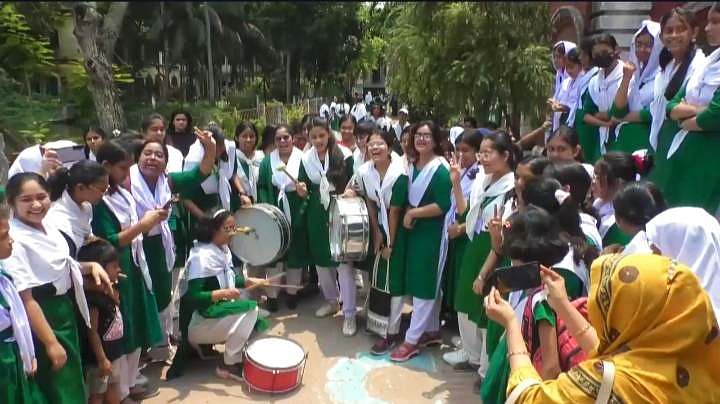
[46,166,72,201]
[47,160,108,201]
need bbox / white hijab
[588,60,625,152]
[46,190,93,252]
[359,155,406,241]
[465,171,515,240]
[0,269,35,373]
[179,242,235,297]
[552,71,583,133]
[667,47,720,158]
[553,41,577,99]
[627,20,663,111]
[184,139,237,210]
[236,149,264,201]
[129,164,175,272]
[593,198,615,238]
[270,147,303,223]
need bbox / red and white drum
[243,337,307,394]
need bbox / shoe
[216,363,244,382]
[315,301,340,318]
[342,316,357,336]
[418,331,442,348]
[442,349,470,367]
[453,360,480,372]
[370,335,397,356]
[286,294,299,310]
[129,384,160,401]
[266,298,279,313]
[472,376,484,395]
[390,342,420,362]
[450,335,462,348]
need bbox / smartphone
[54,145,86,163]
[161,194,180,210]
[483,262,541,295]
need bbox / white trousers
[387,296,405,335]
[405,297,441,345]
[316,263,356,317]
[248,262,303,298]
[116,348,141,400]
[188,307,259,365]
[458,312,489,377]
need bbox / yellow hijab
[507,253,720,403]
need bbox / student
[45,160,109,257]
[128,132,215,361]
[84,127,107,161]
[347,128,408,354]
[545,125,594,178]
[390,121,452,362]
[368,103,392,132]
[591,152,637,247]
[165,109,196,157]
[393,107,411,144]
[167,209,268,380]
[141,113,184,174]
[292,120,310,152]
[609,20,663,154]
[513,156,552,210]
[441,130,484,369]
[549,48,584,135]
[612,180,667,243]
[296,117,357,335]
[234,122,265,202]
[3,172,112,404]
[651,4,720,214]
[566,37,599,163]
[77,240,124,404]
[351,95,368,123]
[582,34,625,163]
[552,41,577,102]
[260,124,276,157]
[92,141,166,401]
[0,204,44,404]
[8,140,78,179]
[338,114,358,151]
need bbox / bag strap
[595,360,616,404]
[505,379,541,404]
[370,253,391,293]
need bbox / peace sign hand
[488,203,505,253]
[449,152,462,186]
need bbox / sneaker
[472,376,484,395]
[342,316,357,336]
[286,294,299,310]
[266,298,279,313]
[216,363,244,382]
[390,342,420,362]
[315,301,340,318]
[442,349,470,367]
[418,331,442,348]
[370,336,397,356]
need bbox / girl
[582,34,625,163]
[651,4,720,214]
[4,173,111,403]
[565,37,599,152]
[129,131,215,360]
[514,156,552,211]
[234,122,265,202]
[256,125,309,310]
[613,180,667,243]
[592,151,637,247]
[260,125,276,156]
[141,113,185,173]
[609,20,663,154]
[442,130,484,369]
[347,129,408,355]
[168,209,267,381]
[166,110,195,157]
[551,41,577,105]
[0,204,44,404]
[296,117,357,335]
[352,120,373,174]
[92,140,167,401]
[84,127,107,161]
[545,125,594,178]
[549,47,584,135]
[390,121,452,362]
[338,114,358,151]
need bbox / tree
[386,3,553,131]
[71,2,129,133]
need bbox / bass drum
[329,196,369,262]
[231,204,291,266]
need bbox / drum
[329,196,369,262]
[243,337,307,394]
[231,204,291,266]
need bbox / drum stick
[269,284,303,289]
[276,164,299,185]
[243,272,286,291]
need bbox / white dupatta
[667,47,720,158]
[553,41,577,99]
[360,156,406,241]
[271,147,303,223]
[179,242,235,297]
[46,190,93,252]
[588,60,625,153]
[102,187,153,290]
[566,67,599,125]
[236,149,264,201]
[129,164,175,272]
[627,21,663,112]
[445,162,482,238]
[185,139,236,210]
[4,218,90,327]
[465,171,515,240]
[0,269,35,373]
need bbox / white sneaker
[342,316,357,336]
[442,349,470,366]
[315,301,340,318]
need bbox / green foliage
[0,3,55,82]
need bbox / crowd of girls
[0,4,719,404]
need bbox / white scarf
[552,73,582,133]
[184,139,236,210]
[593,198,615,238]
[129,164,175,272]
[302,145,352,210]
[667,47,720,158]
[270,147,303,223]
[236,149,264,201]
[649,49,706,151]
[166,144,184,174]
[465,171,515,240]
[102,188,153,290]
[179,242,235,297]
[588,60,625,152]
[46,190,93,252]
[579,212,603,251]
[4,218,90,327]
[445,162,482,242]
[360,156,406,241]
[553,246,589,295]
[627,20,663,111]
[0,270,35,373]
[566,67,599,125]
[553,41,577,99]
[352,147,366,174]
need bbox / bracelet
[506,350,530,360]
[574,323,593,338]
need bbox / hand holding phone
[54,145,86,164]
[483,261,541,295]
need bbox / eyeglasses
[367,142,387,149]
[414,132,433,140]
[89,183,110,193]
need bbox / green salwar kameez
[608,105,652,154]
[576,89,603,164]
[603,223,633,247]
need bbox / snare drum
[231,204,291,266]
[329,196,369,262]
[243,337,307,394]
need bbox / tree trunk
[71,2,128,133]
[285,50,291,103]
[204,3,215,104]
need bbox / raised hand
[449,152,462,185]
[540,266,569,311]
[622,61,636,78]
[488,204,504,253]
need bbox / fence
[254,97,326,126]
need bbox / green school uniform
[608,104,652,154]
[603,223,632,247]
[443,230,469,311]
[404,165,452,299]
[257,155,310,268]
[93,201,163,354]
[373,175,409,296]
[297,155,354,268]
[577,89,603,164]
[650,87,720,214]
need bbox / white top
[8,140,77,178]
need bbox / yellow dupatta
[507,253,720,403]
